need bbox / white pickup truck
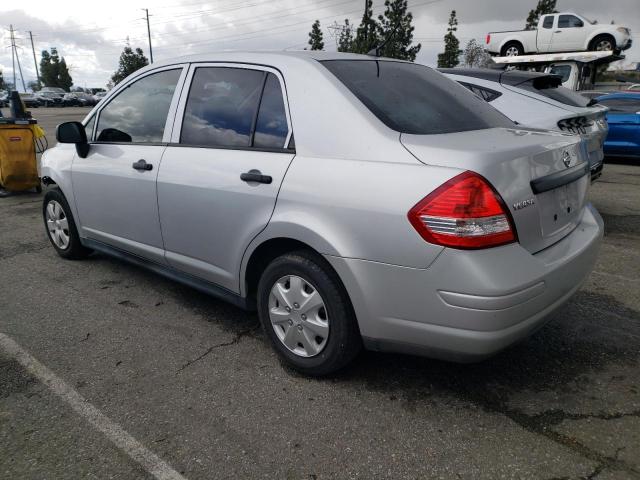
[486,12,632,56]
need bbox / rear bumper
[326,203,603,362]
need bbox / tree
[39,48,73,91]
[336,19,355,52]
[463,39,492,68]
[376,0,421,61]
[0,69,5,90]
[437,10,462,68]
[111,46,149,85]
[308,20,324,50]
[352,0,379,53]
[525,0,557,30]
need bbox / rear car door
[551,15,586,51]
[72,65,187,263]
[157,64,295,292]
[599,97,640,156]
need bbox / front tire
[257,250,361,376]
[43,189,91,259]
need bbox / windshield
[322,60,513,135]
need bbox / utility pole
[9,25,27,92]
[10,25,16,91]
[28,31,40,89]
[143,8,153,63]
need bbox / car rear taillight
[408,171,516,249]
[486,34,491,44]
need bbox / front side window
[542,16,554,29]
[323,60,513,135]
[84,115,96,141]
[96,68,181,143]
[181,67,264,148]
[558,15,583,28]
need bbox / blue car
[596,92,640,158]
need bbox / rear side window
[542,16,554,29]
[181,67,264,148]
[322,60,512,135]
[558,15,583,28]
[598,97,640,113]
[459,82,502,102]
[96,69,181,143]
[254,73,289,148]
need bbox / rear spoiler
[501,72,562,90]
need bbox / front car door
[599,96,640,157]
[72,66,187,263]
[551,14,586,51]
[157,64,295,292]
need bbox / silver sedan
[41,52,603,375]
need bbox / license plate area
[538,175,587,239]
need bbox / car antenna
[367,22,400,57]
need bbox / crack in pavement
[468,396,640,478]
[175,325,259,374]
[0,244,50,262]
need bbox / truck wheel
[501,42,524,57]
[590,35,615,52]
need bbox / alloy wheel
[268,275,329,357]
[46,200,70,250]
[505,46,520,56]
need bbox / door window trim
[90,63,189,145]
[170,62,294,153]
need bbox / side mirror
[56,121,90,158]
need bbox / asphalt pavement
[1,107,639,479]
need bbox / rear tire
[43,189,92,260]
[257,250,361,376]
[501,41,524,57]
[590,35,616,52]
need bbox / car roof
[132,50,410,75]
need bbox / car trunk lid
[401,127,591,253]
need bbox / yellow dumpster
[0,119,43,193]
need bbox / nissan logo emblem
[562,151,572,168]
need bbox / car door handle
[240,170,272,184]
[555,30,562,33]
[132,159,153,171]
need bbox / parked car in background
[93,91,107,103]
[627,84,640,91]
[441,68,608,180]
[486,12,632,56]
[41,52,603,375]
[19,93,41,108]
[74,92,97,106]
[37,87,66,107]
[580,90,614,100]
[596,92,640,158]
[63,93,83,107]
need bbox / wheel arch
[500,38,525,55]
[588,32,616,50]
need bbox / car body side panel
[239,153,453,295]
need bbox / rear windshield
[516,80,590,108]
[322,60,513,135]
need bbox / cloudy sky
[1,0,639,89]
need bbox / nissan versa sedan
[41,52,603,375]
